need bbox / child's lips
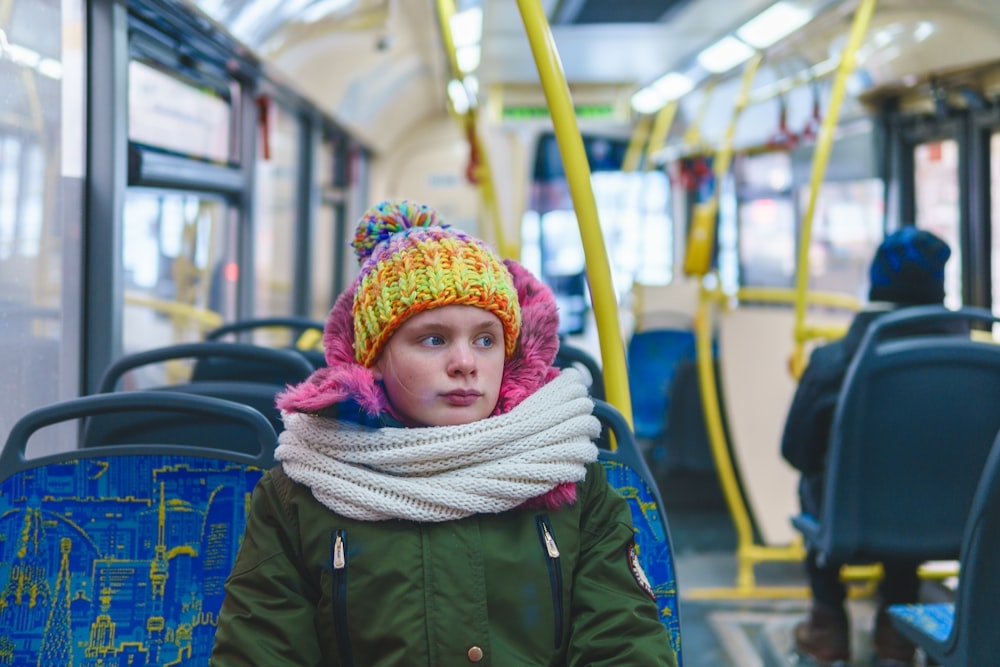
[442,390,481,406]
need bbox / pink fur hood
[275,260,578,509]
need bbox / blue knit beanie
[868,227,950,305]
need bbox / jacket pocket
[535,514,564,649]
[331,529,355,667]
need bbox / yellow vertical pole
[515,0,632,426]
[622,114,653,173]
[645,101,679,169]
[791,0,879,375]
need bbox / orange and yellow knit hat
[351,200,521,368]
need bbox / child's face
[372,304,506,427]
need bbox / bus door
[895,116,964,309]
[970,107,1000,325]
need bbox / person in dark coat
[782,226,953,666]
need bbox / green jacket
[211,462,677,666]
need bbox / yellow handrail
[622,114,653,173]
[123,292,223,333]
[515,0,632,427]
[683,55,762,276]
[687,0,880,598]
[645,101,679,170]
[681,81,715,150]
[792,0,879,374]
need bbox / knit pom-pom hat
[868,226,950,305]
[351,199,521,367]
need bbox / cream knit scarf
[275,368,601,522]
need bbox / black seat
[555,341,605,400]
[0,392,272,664]
[85,342,314,461]
[593,399,683,666]
[791,306,1000,566]
[888,426,1000,666]
[201,317,327,376]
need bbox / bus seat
[792,306,1000,566]
[593,399,683,666]
[661,359,723,475]
[86,342,314,458]
[555,341,605,400]
[200,316,327,378]
[626,328,696,441]
[887,426,1000,667]
[0,392,272,665]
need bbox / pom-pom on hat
[868,226,950,305]
[351,200,521,368]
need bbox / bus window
[310,137,337,320]
[253,99,300,339]
[914,140,962,309]
[122,190,235,383]
[128,60,232,163]
[0,0,84,453]
[735,152,795,289]
[798,179,883,301]
[738,196,796,287]
[599,170,673,287]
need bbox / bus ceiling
[178,0,1000,153]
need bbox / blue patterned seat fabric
[887,602,954,644]
[0,453,263,665]
[601,459,683,665]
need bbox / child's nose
[448,344,477,376]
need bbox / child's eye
[422,335,445,347]
[475,335,495,348]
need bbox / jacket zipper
[331,530,355,667]
[535,515,564,649]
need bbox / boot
[793,602,851,665]
[873,606,915,665]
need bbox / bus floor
[669,499,948,667]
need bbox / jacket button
[467,646,484,662]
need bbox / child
[211,200,677,666]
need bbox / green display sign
[502,104,617,120]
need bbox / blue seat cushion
[887,602,954,644]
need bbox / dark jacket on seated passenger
[781,305,968,518]
[781,227,957,518]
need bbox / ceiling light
[737,2,812,49]
[299,0,357,24]
[456,44,480,73]
[631,87,666,114]
[631,72,693,113]
[652,72,694,100]
[448,79,470,114]
[697,36,755,73]
[450,8,483,48]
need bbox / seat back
[809,306,1000,564]
[0,392,272,665]
[948,427,1000,665]
[204,316,326,342]
[87,342,314,459]
[201,317,327,377]
[626,328,696,441]
[555,341,605,400]
[593,399,683,666]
